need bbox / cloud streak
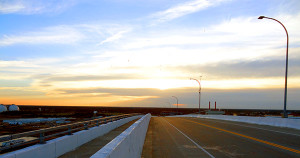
[0,0,78,14]
[0,26,83,46]
[56,87,165,97]
[151,0,227,24]
[0,24,133,47]
[172,58,300,79]
[98,30,130,45]
[40,74,145,82]
[0,1,25,14]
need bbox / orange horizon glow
[1,82,300,107]
[1,76,299,107]
[172,104,186,106]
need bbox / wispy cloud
[98,30,130,45]
[0,0,78,14]
[171,58,300,79]
[56,87,164,97]
[0,1,25,14]
[0,58,63,80]
[0,60,37,68]
[0,26,83,46]
[0,24,133,47]
[151,0,227,24]
[124,16,296,50]
[40,74,144,82]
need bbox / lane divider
[162,118,215,158]
[182,118,300,154]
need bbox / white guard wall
[91,113,151,158]
[1,115,142,158]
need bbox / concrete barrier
[91,113,151,158]
[55,134,77,157]
[1,115,141,158]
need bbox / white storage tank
[8,104,20,111]
[0,104,8,113]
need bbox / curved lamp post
[190,77,202,114]
[172,96,178,113]
[258,16,289,118]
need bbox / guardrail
[0,113,139,153]
[91,113,151,158]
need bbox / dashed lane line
[162,118,215,158]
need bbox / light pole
[190,77,202,114]
[172,96,178,113]
[258,16,289,118]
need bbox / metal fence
[0,113,140,153]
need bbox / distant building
[8,104,20,111]
[0,104,8,113]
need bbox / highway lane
[142,117,212,158]
[142,117,300,158]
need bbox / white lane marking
[191,117,300,137]
[163,118,215,158]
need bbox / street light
[190,77,202,114]
[258,16,289,118]
[172,96,178,113]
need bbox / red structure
[215,101,216,110]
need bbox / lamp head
[258,16,265,19]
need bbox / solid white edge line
[163,118,215,158]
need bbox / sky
[0,0,300,110]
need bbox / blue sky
[0,0,300,109]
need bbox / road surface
[142,117,300,158]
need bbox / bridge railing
[0,113,140,153]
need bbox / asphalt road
[142,117,300,158]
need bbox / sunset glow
[1,0,300,109]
